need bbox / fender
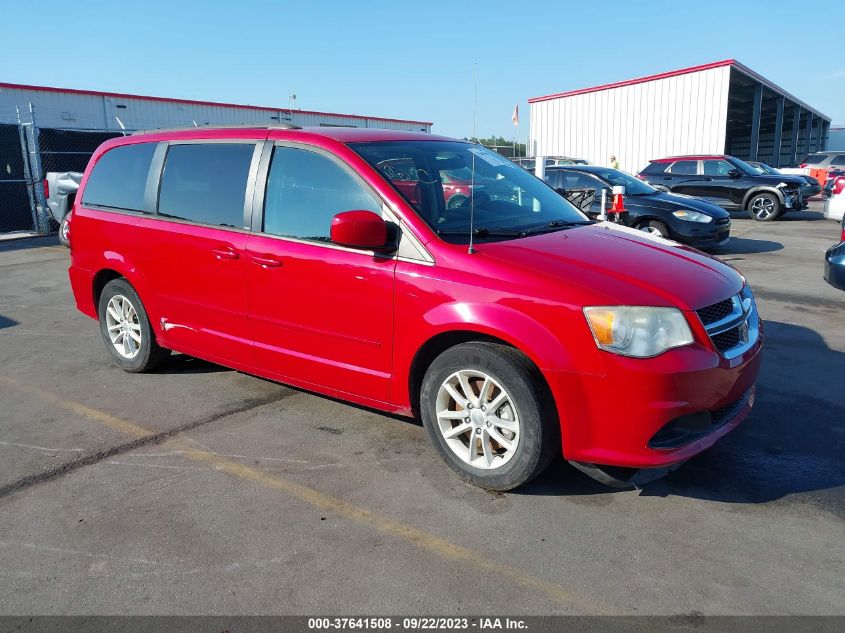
[421,301,576,370]
[391,300,597,413]
[741,186,784,209]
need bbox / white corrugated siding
[529,66,730,173]
[0,86,431,133]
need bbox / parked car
[823,170,845,199]
[824,214,845,291]
[799,151,845,171]
[544,166,731,248]
[747,161,820,202]
[514,156,589,171]
[638,155,805,221]
[67,126,762,490]
[44,171,82,246]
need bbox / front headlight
[583,306,694,358]
[672,209,713,223]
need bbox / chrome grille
[697,287,758,359]
[697,298,734,326]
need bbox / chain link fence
[0,106,122,234]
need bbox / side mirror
[330,210,389,250]
[727,169,742,178]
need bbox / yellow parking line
[0,375,620,614]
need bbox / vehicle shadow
[519,320,845,509]
[777,209,827,221]
[156,353,231,374]
[0,235,60,253]
[0,315,19,330]
[728,209,826,222]
[708,236,783,255]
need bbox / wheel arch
[90,263,161,335]
[742,186,784,210]
[406,326,566,420]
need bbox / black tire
[420,342,559,491]
[747,192,782,221]
[639,219,670,238]
[58,214,70,247]
[97,278,169,373]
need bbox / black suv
[638,155,805,221]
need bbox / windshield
[350,141,589,241]
[578,167,657,195]
[730,157,762,175]
[750,163,778,175]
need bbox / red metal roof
[0,81,433,127]
[650,155,728,163]
[528,59,830,120]
[528,60,736,103]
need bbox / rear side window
[831,155,845,166]
[641,162,667,175]
[158,143,255,228]
[263,146,381,242]
[668,160,698,175]
[82,143,156,211]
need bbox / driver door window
[263,146,381,242]
[703,160,734,177]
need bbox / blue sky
[2,0,842,138]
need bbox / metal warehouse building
[528,59,831,173]
[0,82,432,233]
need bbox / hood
[476,223,743,310]
[626,191,730,218]
[750,174,805,187]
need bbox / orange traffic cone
[610,186,627,223]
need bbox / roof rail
[131,122,302,135]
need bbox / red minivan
[67,125,762,490]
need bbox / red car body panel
[68,126,763,470]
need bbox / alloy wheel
[104,294,142,359]
[435,370,521,469]
[751,196,775,219]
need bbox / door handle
[212,246,239,260]
[251,254,283,268]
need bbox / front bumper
[549,317,763,469]
[824,242,845,291]
[667,219,731,248]
[782,189,802,210]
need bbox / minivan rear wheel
[748,193,781,221]
[98,279,169,373]
[420,342,559,491]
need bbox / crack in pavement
[0,377,297,500]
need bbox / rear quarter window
[830,155,845,166]
[641,162,667,175]
[81,142,156,211]
[801,154,827,165]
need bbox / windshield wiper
[522,220,594,234]
[437,226,527,237]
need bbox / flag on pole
[512,104,519,126]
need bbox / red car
[67,126,762,490]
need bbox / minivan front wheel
[420,342,558,491]
[748,193,781,221]
[98,279,169,373]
